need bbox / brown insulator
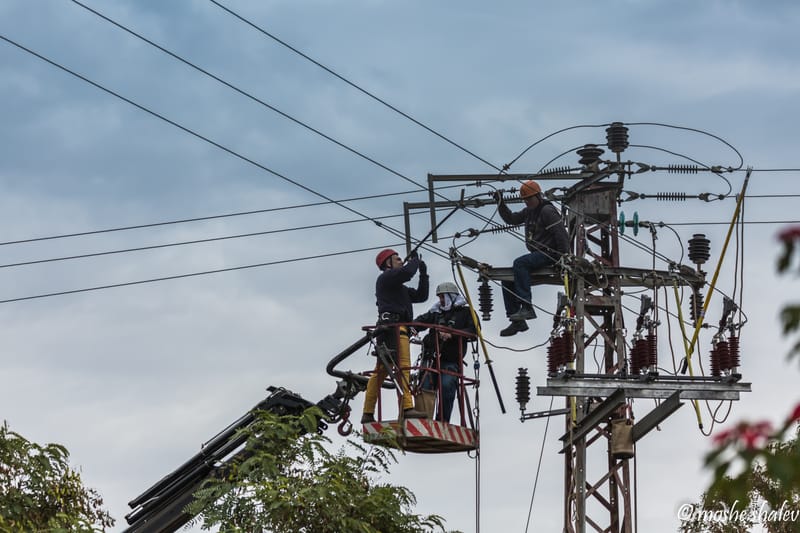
[547,341,559,375]
[563,331,575,363]
[716,340,731,372]
[646,334,658,369]
[577,144,605,166]
[630,338,647,375]
[553,335,567,367]
[728,335,740,369]
[478,279,493,321]
[709,344,721,376]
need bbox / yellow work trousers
[363,325,414,415]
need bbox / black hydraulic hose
[326,334,372,384]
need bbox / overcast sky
[1,1,799,532]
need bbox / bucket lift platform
[362,418,478,454]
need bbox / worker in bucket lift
[361,248,429,423]
[494,180,570,337]
[413,281,476,423]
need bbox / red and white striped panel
[403,419,477,447]
[361,421,399,441]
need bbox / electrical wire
[625,121,744,171]
[0,211,432,269]
[665,219,800,226]
[5,186,784,254]
[0,33,456,263]
[628,144,732,197]
[207,0,502,172]
[67,1,456,204]
[0,242,404,304]
[507,124,610,169]
[65,1,516,250]
[1,31,783,331]
[0,183,466,247]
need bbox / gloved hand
[418,260,427,275]
[408,249,419,261]
[492,190,504,204]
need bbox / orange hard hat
[520,180,542,199]
[375,248,398,269]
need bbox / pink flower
[713,428,736,446]
[712,420,773,449]
[740,421,773,449]
[777,226,800,242]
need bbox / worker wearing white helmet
[495,180,570,337]
[413,281,476,423]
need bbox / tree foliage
[679,425,800,532]
[681,227,800,531]
[0,421,114,532]
[187,407,454,533]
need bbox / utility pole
[414,122,751,532]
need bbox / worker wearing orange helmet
[494,180,570,336]
[361,248,429,423]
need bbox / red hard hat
[520,180,542,199]
[375,248,398,269]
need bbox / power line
[0,33,441,259]
[0,242,407,304]
[208,0,502,172]
[29,3,509,245]
[0,211,435,269]
[662,219,800,226]
[0,185,462,247]
[740,168,800,172]
[68,0,437,200]
[5,32,795,303]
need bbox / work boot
[360,413,375,423]
[402,408,427,419]
[509,304,537,321]
[499,320,529,337]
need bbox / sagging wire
[628,144,733,198]
[483,336,551,353]
[625,121,744,171]
[507,123,612,170]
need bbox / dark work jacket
[375,258,429,321]
[498,200,570,260]
[414,305,476,365]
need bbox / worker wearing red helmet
[361,248,429,423]
[495,180,570,336]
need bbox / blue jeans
[420,361,460,423]
[502,251,556,316]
